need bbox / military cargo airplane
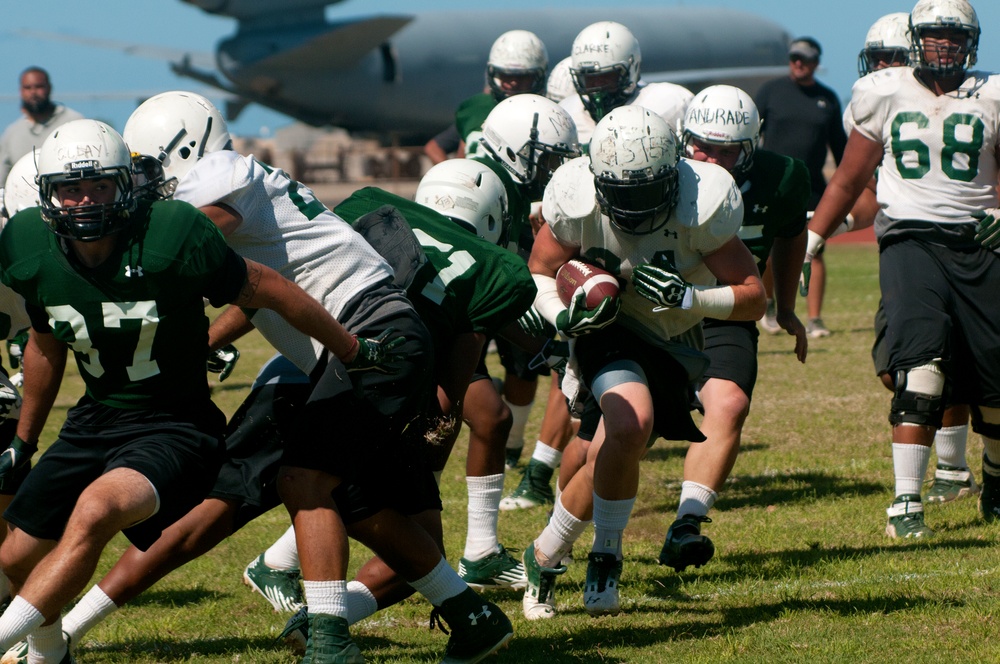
[30,0,793,142]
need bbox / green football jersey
[740,150,811,274]
[455,92,497,159]
[0,199,246,409]
[335,187,535,343]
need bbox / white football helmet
[415,159,509,246]
[546,57,575,104]
[486,30,549,102]
[909,0,979,77]
[589,105,679,235]
[570,21,642,122]
[36,119,136,241]
[681,85,760,184]
[123,90,232,199]
[480,94,580,199]
[859,13,912,76]
[2,150,40,221]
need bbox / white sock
[591,494,634,559]
[408,557,468,607]
[535,495,589,567]
[0,596,44,650]
[504,399,533,450]
[893,441,931,498]
[983,436,1000,473]
[934,425,969,468]
[464,473,504,560]
[26,619,65,664]
[345,581,378,626]
[62,584,117,645]
[263,526,300,570]
[531,441,562,469]
[303,580,348,619]
[676,480,717,519]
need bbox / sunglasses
[789,54,818,64]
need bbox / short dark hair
[19,67,51,85]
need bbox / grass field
[26,243,1000,663]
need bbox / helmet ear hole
[178,146,192,160]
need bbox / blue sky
[3,0,998,138]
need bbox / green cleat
[458,544,526,590]
[431,587,513,664]
[583,552,623,616]
[658,514,715,572]
[242,554,304,613]
[279,605,308,654]
[926,465,979,503]
[885,494,933,538]
[979,456,1000,522]
[303,613,363,664]
[504,445,523,470]
[521,542,567,621]
[0,641,26,664]
[499,460,555,511]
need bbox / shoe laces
[429,607,450,635]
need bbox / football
[556,259,620,308]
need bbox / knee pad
[972,405,1000,438]
[889,361,946,428]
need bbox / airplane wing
[226,16,413,73]
[15,29,217,71]
[644,65,792,86]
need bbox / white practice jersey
[174,151,394,374]
[851,67,1000,228]
[542,156,742,345]
[561,82,694,146]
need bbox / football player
[560,21,693,147]
[0,119,379,663]
[520,104,764,619]
[657,85,810,572]
[807,0,1000,538]
[61,93,511,663]
[457,29,548,158]
[474,94,581,509]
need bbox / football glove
[800,229,825,297]
[0,381,20,420]
[632,263,691,310]
[0,435,36,494]
[206,344,240,382]
[973,208,1000,250]
[556,290,620,338]
[345,328,406,374]
[528,338,570,373]
[517,305,556,338]
[6,331,27,370]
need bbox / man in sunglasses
[754,37,848,340]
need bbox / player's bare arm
[527,224,579,277]
[702,236,767,321]
[198,202,243,237]
[810,130,884,237]
[15,329,66,445]
[230,258,359,363]
[207,306,255,351]
[769,231,809,362]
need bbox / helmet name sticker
[685,108,753,127]
[56,144,106,163]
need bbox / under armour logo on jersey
[753,204,769,214]
[125,265,144,278]
[467,605,492,625]
[817,99,828,109]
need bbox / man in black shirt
[755,37,848,339]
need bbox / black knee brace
[889,369,945,428]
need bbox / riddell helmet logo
[65,159,99,172]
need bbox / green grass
[27,243,1000,662]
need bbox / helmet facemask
[594,165,678,235]
[571,64,633,123]
[515,112,582,200]
[39,167,135,242]
[911,26,978,77]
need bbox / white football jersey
[0,283,29,341]
[542,156,742,345]
[851,67,1000,226]
[174,151,393,373]
[561,82,694,146]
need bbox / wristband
[687,285,736,319]
[532,274,567,328]
[340,335,359,362]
